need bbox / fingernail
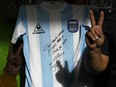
[96,36,99,39]
[93,38,96,40]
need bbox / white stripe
[72,5,84,67]
[26,6,42,87]
[49,12,63,87]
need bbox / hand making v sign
[86,10,105,50]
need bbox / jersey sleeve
[11,5,26,44]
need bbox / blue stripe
[37,6,53,87]
[79,6,90,58]
[79,25,87,56]
[61,5,74,72]
[22,6,32,87]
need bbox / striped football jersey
[11,2,92,87]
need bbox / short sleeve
[11,5,26,44]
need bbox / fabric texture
[11,2,92,87]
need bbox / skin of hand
[5,42,23,77]
[85,10,109,73]
[86,10,105,50]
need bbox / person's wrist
[89,47,101,55]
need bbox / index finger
[90,10,96,27]
[98,11,104,27]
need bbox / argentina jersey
[11,2,92,87]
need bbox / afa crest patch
[67,20,78,33]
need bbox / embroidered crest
[67,20,78,33]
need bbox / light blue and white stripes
[11,3,91,87]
